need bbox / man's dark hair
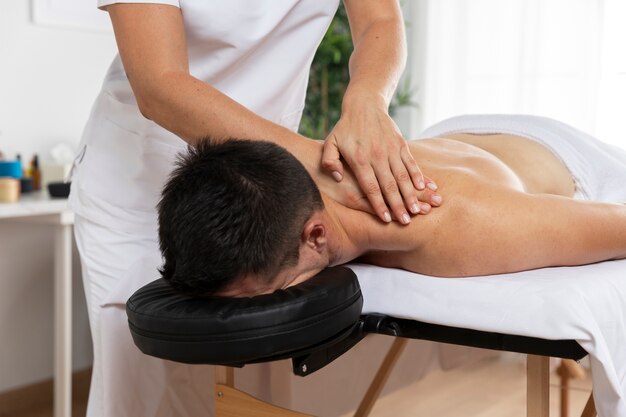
[158,139,324,296]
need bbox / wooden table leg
[557,361,570,417]
[214,366,314,417]
[580,391,596,417]
[354,338,408,417]
[215,366,234,387]
[527,355,550,417]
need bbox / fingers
[322,136,345,182]
[372,162,412,224]
[351,146,443,224]
[350,161,393,223]
[423,174,439,192]
[389,155,421,216]
[400,145,426,190]
[322,115,442,224]
[399,148,441,207]
[379,144,443,223]
[356,141,413,225]
[400,146,440,194]
[416,188,442,208]
[419,175,442,206]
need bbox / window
[408,0,626,148]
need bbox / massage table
[127,259,626,417]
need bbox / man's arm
[421,188,626,277]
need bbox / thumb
[322,135,345,182]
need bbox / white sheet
[350,260,626,417]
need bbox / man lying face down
[158,139,327,296]
[158,128,626,297]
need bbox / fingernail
[411,203,420,214]
[332,171,343,182]
[383,211,392,223]
[402,213,411,224]
[432,195,442,205]
[420,203,432,213]
[428,182,438,191]
[418,181,425,190]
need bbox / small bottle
[16,154,23,177]
[31,154,42,191]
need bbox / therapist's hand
[321,99,440,225]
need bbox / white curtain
[406,0,626,148]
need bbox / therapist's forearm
[343,15,406,112]
[139,78,370,210]
[138,71,315,163]
[134,73,367,208]
[108,4,318,168]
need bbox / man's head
[158,139,328,297]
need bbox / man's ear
[301,212,327,253]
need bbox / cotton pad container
[0,178,20,203]
[0,160,22,178]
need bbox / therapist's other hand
[312,155,439,222]
[322,104,440,225]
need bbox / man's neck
[321,192,426,267]
[322,195,377,266]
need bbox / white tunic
[70,0,340,235]
[69,3,340,416]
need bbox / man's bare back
[322,133,626,277]
[445,133,576,197]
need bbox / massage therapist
[68,1,441,416]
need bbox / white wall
[0,0,117,161]
[0,1,117,392]
[399,1,429,137]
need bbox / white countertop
[0,191,71,220]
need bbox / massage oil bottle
[31,154,41,191]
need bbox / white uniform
[70,1,339,416]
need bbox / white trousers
[74,215,213,417]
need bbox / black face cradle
[126,266,363,367]
[127,266,587,376]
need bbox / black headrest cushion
[126,266,363,365]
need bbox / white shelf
[0,191,71,221]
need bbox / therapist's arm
[106,4,367,213]
[107,3,432,224]
[107,6,304,155]
[323,0,440,224]
[106,4,438,220]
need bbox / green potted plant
[300,4,417,139]
[299,4,352,139]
